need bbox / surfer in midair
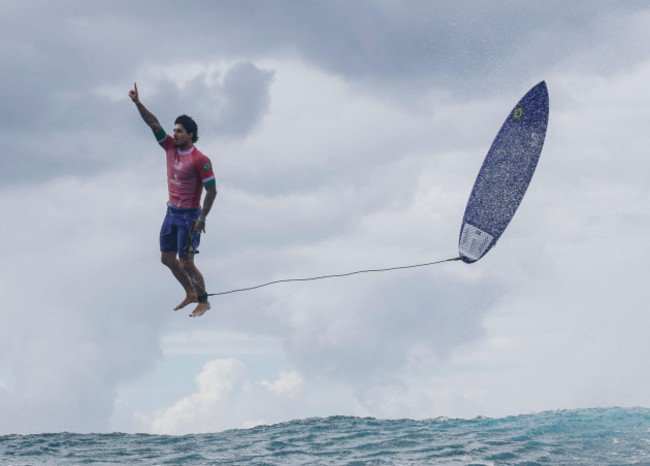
[129,83,217,317]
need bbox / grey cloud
[141,1,650,93]
[213,62,274,138]
[0,257,166,433]
[280,272,498,383]
[1,60,273,184]
[2,1,647,185]
[144,61,274,139]
[0,174,171,434]
[3,1,646,110]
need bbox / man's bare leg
[179,256,211,317]
[161,252,198,310]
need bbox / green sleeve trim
[203,179,216,186]
[154,128,166,142]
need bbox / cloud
[3,1,645,129]
[0,170,167,434]
[150,359,246,434]
[213,61,275,138]
[140,60,274,139]
[260,370,303,398]
[0,61,273,186]
[260,246,498,385]
[2,1,646,186]
[149,360,305,434]
[173,1,650,96]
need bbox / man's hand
[195,184,216,234]
[129,82,162,133]
[128,82,139,103]
[194,218,206,234]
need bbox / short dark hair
[175,114,199,143]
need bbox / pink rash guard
[157,131,215,209]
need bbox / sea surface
[1,407,649,465]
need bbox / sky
[1,0,650,434]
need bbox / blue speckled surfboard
[459,81,549,263]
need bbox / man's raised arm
[129,82,162,135]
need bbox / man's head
[173,114,199,149]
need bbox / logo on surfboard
[512,104,525,121]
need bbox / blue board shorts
[160,204,201,259]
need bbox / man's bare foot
[189,301,211,317]
[174,295,198,311]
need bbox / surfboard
[459,81,549,263]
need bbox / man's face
[173,124,193,149]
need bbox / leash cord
[207,256,462,297]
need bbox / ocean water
[1,407,649,465]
